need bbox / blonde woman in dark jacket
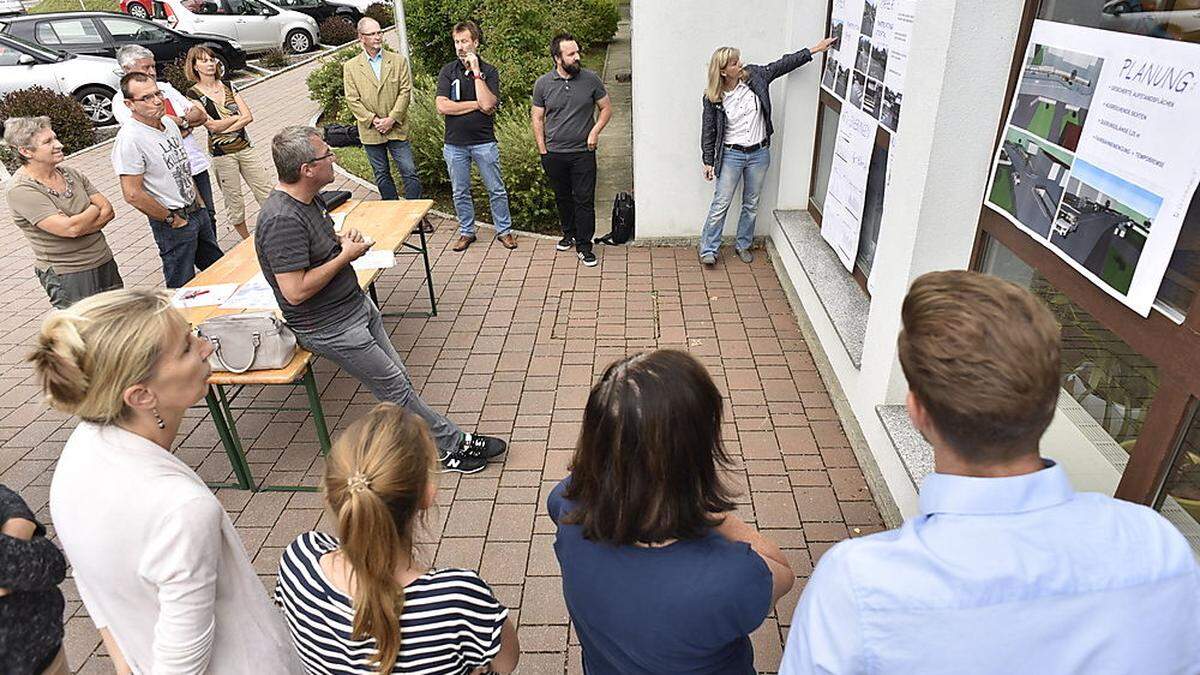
[699,38,835,266]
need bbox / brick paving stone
[0,41,887,673]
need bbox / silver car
[0,33,121,125]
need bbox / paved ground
[0,45,883,674]
[592,2,633,238]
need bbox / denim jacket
[700,48,813,177]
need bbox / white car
[0,33,121,125]
[154,0,318,53]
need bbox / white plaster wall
[630,0,825,238]
[772,1,1027,518]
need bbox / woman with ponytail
[275,403,519,674]
[32,288,301,674]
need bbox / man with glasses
[112,45,218,247]
[256,126,507,474]
[343,17,424,204]
[112,72,222,287]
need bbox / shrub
[553,0,619,51]
[364,2,394,28]
[319,15,357,45]
[0,87,96,156]
[403,0,618,106]
[162,54,194,95]
[306,44,360,124]
[259,48,289,69]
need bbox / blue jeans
[699,145,771,257]
[443,141,513,236]
[364,140,422,200]
[148,208,223,288]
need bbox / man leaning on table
[255,126,507,474]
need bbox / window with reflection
[981,235,1160,448]
[1159,404,1200,526]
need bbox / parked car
[0,12,248,74]
[321,0,372,13]
[150,0,319,54]
[0,33,120,125]
[1101,0,1200,39]
[272,0,358,27]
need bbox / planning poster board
[822,0,914,132]
[821,104,877,271]
[984,20,1200,316]
[820,0,916,271]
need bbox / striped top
[275,532,508,675]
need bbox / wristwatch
[178,119,191,131]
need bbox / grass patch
[989,165,1016,213]
[28,0,117,12]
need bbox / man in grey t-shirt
[532,32,612,267]
[256,126,508,475]
[112,72,222,287]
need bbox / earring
[153,407,166,430]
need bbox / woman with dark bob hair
[548,349,793,674]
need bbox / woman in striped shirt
[275,403,519,674]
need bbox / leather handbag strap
[210,332,261,374]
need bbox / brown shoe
[452,234,476,251]
[497,233,518,249]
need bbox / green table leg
[303,364,332,455]
[206,386,253,490]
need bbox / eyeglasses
[131,91,165,103]
[307,151,335,163]
[359,30,381,37]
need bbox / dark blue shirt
[548,477,773,674]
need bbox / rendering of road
[1001,140,1067,237]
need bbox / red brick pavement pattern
[0,59,884,674]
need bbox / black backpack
[596,192,635,245]
[323,124,361,148]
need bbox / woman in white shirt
[30,289,301,674]
[698,38,835,266]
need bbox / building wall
[629,0,828,239]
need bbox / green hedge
[0,87,96,159]
[306,0,619,234]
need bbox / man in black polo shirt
[255,125,507,474]
[436,21,517,253]
[532,32,612,267]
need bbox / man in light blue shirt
[780,270,1200,674]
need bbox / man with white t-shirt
[112,72,222,287]
[112,46,219,237]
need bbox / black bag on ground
[323,124,360,148]
[596,191,635,245]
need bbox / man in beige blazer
[343,17,422,201]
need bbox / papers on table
[331,212,347,232]
[219,274,280,310]
[171,283,239,308]
[351,250,395,270]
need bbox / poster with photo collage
[820,0,914,133]
[820,0,915,272]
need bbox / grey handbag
[196,312,298,374]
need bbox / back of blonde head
[27,289,187,424]
[325,403,437,673]
[706,46,744,103]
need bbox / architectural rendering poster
[822,0,914,134]
[821,104,877,271]
[985,20,1200,316]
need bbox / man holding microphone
[436,20,517,252]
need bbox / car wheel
[127,1,149,17]
[286,28,313,53]
[74,86,115,126]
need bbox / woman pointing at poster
[698,37,837,266]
